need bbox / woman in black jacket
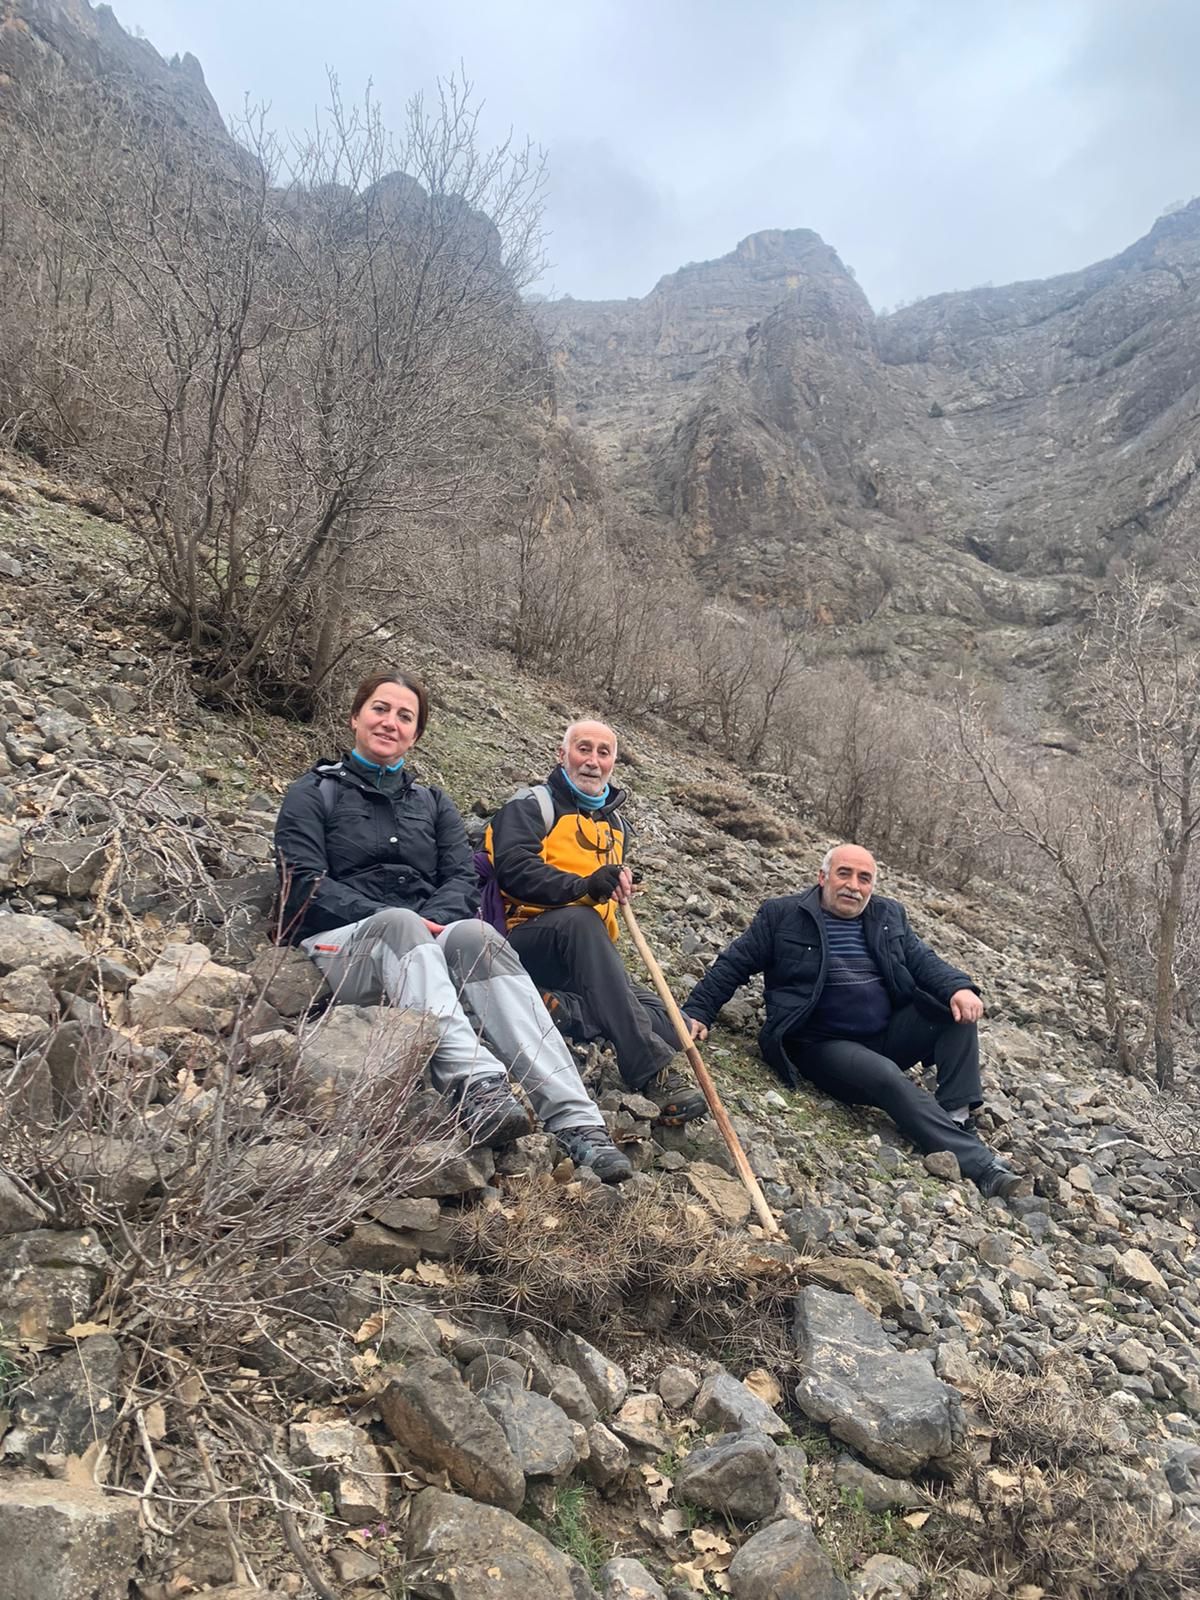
[273,671,630,1180]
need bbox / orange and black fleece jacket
[485,767,628,941]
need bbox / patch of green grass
[789,1421,836,1461]
[523,1485,608,1581]
[0,1336,23,1406]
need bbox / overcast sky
[111,0,1200,311]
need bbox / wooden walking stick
[620,899,781,1237]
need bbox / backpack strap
[509,782,555,838]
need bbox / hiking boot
[555,1125,633,1184]
[455,1076,530,1149]
[975,1160,1025,1201]
[647,1065,708,1127]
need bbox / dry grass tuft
[919,1364,1200,1598]
[450,1179,801,1354]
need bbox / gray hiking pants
[301,909,604,1135]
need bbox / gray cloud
[113,0,1200,308]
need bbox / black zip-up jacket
[682,884,977,1086]
[273,756,478,944]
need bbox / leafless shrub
[3,59,546,712]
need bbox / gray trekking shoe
[555,1125,633,1184]
[647,1065,708,1127]
[455,1077,530,1149]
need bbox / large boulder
[0,1478,140,1600]
[480,1383,583,1480]
[406,1487,598,1599]
[296,1004,436,1098]
[792,1287,957,1475]
[694,1370,789,1439]
[379,1356,526,1511]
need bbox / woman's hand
[423,918,446,936]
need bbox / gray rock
[21,840,104,898]
[581,1421,631,1488]
[248,944,330,1018]
[339,1221,421,1272]
[657,1363,701,1409]
[0,1172,45,1236]
[851,1553,924,1597]
[611,1391,670,1454]
[0,1229,109,1341]
[401,1139,496,1198]
[406,1486,597,1599]
[2,1335,122,1468]
[297,1003,437,1099]
[727,1517,849,1600]
[0,1477,140,1600]
[127,941,251,1031]
[376,1303,445,1362]
[379,1356,525,1510]
[0,915,88,984]
[694,1369,789,1439]
[834,1455,922,1512]
[0,965,57,1020]
[673,1430,779,1523]
[549,1363,599,1423]
[0,823,20,886]
[923,1150,961,1181]
[599,1557,669,1599]
[792,1286,956,1475]
[558,1331,628,1416]
[480,1383,582,1479]
[287,1419,388,1525]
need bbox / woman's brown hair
[350,672,429,739]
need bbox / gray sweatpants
[301,908,604,1135]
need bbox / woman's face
[350,682,421,766]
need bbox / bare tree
[953,690,1147,1075]
[1080,570,1200,1088]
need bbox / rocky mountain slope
[542,204,1200,693]
[0,459,1199,1598]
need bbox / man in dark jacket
[683,843,1023,1198]
[486,719,707,1125]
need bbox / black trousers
[507,905,676,1089]
[782,1004,990,1179]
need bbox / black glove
[586,864,624,901]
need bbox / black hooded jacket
[273,756,478,943]
[683,884,977,1085]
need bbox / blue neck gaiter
[559,765,610,811]
[351,749,406,776]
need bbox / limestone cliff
[541,204,1200,655]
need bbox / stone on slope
[296,1004,436,1098]
[406,1486,598,1599]
[2,1334,122,1468]
[480,1383,583,1479]
[0,914,88,984]
[0,1229,109,1341]
[127,941,250,1032]
[581,1421,631,1488]
[379,1356,525,1511]
[0,1478,140,1600]
[792,1286,956,1475]
[673,1430,780,1523]
[599,1558,668,1599]
[0,1171,44,1235]
[557,1331,628,1416]
[727,1518,849,1600]
[694,1369,789,1439]
[287,1419,388,1525]
[851,1553,924,1598]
